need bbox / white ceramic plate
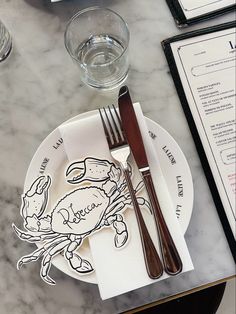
[24,111,193,284]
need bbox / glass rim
[64,6,130,68]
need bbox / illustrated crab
[12,157,149,285]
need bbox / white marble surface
[0,0,235,313]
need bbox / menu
[162,22,236,260]
[166,0,236,26]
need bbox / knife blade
[118,85,183,275]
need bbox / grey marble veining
[0,1,235,313]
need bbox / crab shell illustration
[12,157,149,285]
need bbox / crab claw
[66,157,113,184]
[26,175,51,197]
[115,232,128,248]
[113,218,128,248]
[68,253,94,274]
[21,175,51,219]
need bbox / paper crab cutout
[13,157,150,284]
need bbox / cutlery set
[99,86,183,279]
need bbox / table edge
[123,275,236,313]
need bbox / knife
[118,85,183,275]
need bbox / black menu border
[166,0,236,27]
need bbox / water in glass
[76,34,128,89]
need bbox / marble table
[0,1,235,313]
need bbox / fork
[99,105,163,279]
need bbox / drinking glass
[64,7,130,90]
[0,20,12,62]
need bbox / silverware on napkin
[99,105,163,279]
[118,86,183,275]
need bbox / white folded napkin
[59,103,193,300]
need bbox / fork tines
[99,105,126,148]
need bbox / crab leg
[12,224,58,243]
[136,196,152,214]
[108,179,127,203]
[135,180,145,194]
[107,179,148,216]
[40,239,71,285]
[105,195,128,216]
[64,236,94,274]
[17,247,45,269]
[17,235,68,269]
[104,214,128,248]
[44,235,68,250]
[123,181,152,214]
[102,194,151,248]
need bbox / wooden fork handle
[142,169,183,275]
[123,168,163,279]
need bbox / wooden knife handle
[142,169,183,275]
[123,169,163,279]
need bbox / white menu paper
[170,26,236,238]
[178,0,235,19]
